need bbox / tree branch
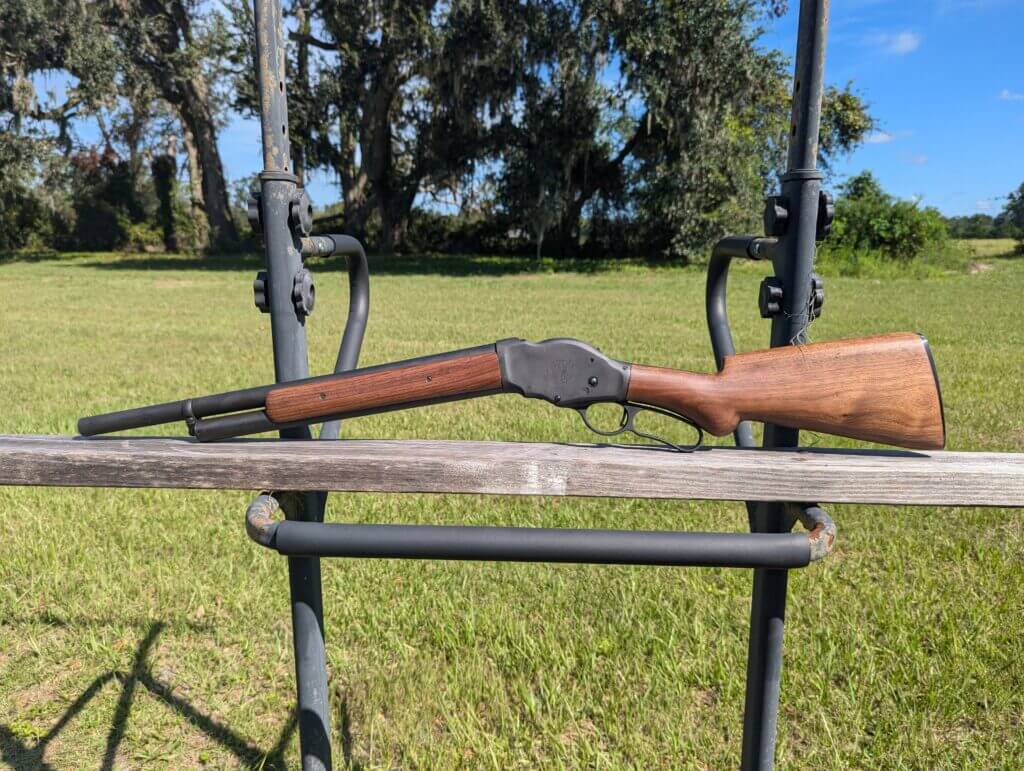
[288,31,338,51]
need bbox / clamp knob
[253,271,270,313]
[810,273,825,319]
[763,196,789,237]
[758,276,785,318]
[816,190,834,241]
[292,268,315,317]
[247,190,262,233]
[289,189,314,237]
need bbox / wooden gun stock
[627,333,945,449]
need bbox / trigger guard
[578,402,704,453]
[577,404,630,438]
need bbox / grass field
[1,241,1023,769]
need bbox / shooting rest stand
[234,1,842,766]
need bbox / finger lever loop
[578,402,703,453]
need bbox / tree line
[944,206,1022,241]
[2,0,878,259]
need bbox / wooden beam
[0,435,1021,507]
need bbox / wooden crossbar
[1,435,1022,506]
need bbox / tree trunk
[151,152,179,252]
[291,0,311,184]
[181,124,210,250]
[338,126,369,237]
[177,77,237,250]
[379,184,417,254]
[125,0,236,251]
[557,193,586,256]
[125,115,147,221]
[379,200,406,255]
[359,35,422,255]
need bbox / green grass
[1,242,1023,769]
[959,238,1022,260]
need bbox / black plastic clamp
[253,271,270,313]
[763,196,789,237]
[809,272,825,319]
[292,268,315,317]
[247,191,262,234]
[759,276,785,318]
[816,190,834,241]
[289,189,314,237]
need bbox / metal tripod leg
[250,1,373,768]
[739,0,830,767]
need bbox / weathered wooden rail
[2,435,1022,507]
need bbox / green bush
[0,185,54,252]
[123,219,165,252]
[403,209,516,255]
[817,172,968,276]
[1003,182,1024,252]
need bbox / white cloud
[867,31,921,55]
[975,199,995,213]
[904,154,929,166]
[864,129,912,144]
[998,88,1024,102]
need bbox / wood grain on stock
[265,350,503,424]
[627,333,945,449]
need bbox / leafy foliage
[489,2,873,261]
[3,0,875,260]
[945,213,1016,240]
[1000,181,1024,250]
[817,171,969,276]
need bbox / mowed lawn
[1,242,1023,769]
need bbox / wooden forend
[266,350,503,424]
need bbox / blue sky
[760,0,1023,216]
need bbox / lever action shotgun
[79,332,945,450]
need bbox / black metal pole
[705,235,773,450]
[740,1,829,768]
[245,495,836,568]
[269,523,817,569]
[252,1,332,768]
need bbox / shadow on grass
[3,249,688,276]
[0,250,77,266]
[0,610,216,633]
[0,620,335,770]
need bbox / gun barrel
[193,410,280,442]
[78,399,193,436]
[77,384,275,436]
